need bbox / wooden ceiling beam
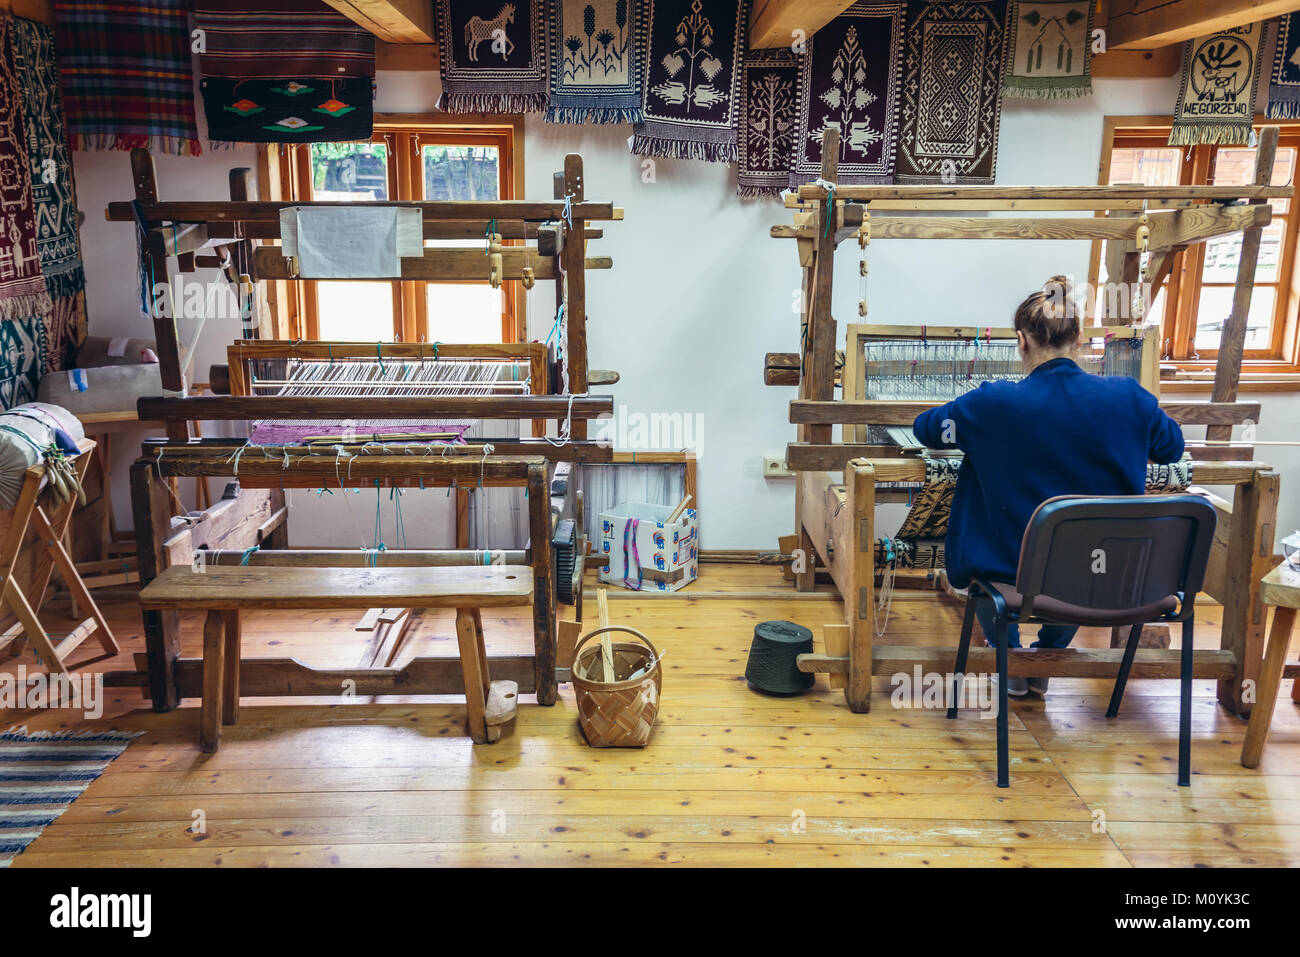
[1106,0,1300,51]
[321,0,435,44]
[749,0,857,49]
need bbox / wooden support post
[1241,606,1297,767]
[222,610,240,725]
[200,610,225,753]
[527,462,557,705]
[455,607,489,744]
[131,459,181,711]
[844,460,874,713]
[1218,468,1280,714]
[1209,126,1277,443]
[562,154,588,442]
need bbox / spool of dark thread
[744,621,816,696]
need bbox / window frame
[1093,115,1300,375]
[258,113,526,344]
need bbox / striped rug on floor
[0,726,144,867]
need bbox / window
[262,115,524,344]
[1094,118,1300,371]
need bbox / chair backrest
[1014,494,1218,619]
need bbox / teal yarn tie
[823,185,835,237]
[239,546,258,566]
[376,342,385,376]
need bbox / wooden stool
[1241,562,1300,768]
[139,564,532,752]
[0,440,118,673]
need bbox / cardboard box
[598,502,697,592]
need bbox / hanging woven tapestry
[53,0,200,156]
[896,0,1006,184]
[1169,21,1266,146]
[195,0,376,144]
[41,293,81,373]
[13,18,84,301]
[790,2,904,187]
[1267,12,1300,119]
[201,77,375,145]
[547,0,647,123]
[435,0,550,113]
[737,47,800,197]
[1001,0,1093,99]
[0,16,50,322]
[632,0,749,162]
[0,314,47,408]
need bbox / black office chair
[946,495,1217,789]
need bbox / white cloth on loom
[279,206,424,279]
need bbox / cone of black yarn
[745,620,816,696]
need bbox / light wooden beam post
[1107,0,1300,50]
[321,0,435,43]
[1218,468,1281,715]
[844,460,874,713]
[749,0,857,49]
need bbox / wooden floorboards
[3,565,1298,867]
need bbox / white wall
[69,68,1300,550]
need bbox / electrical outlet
[763,456,793,478]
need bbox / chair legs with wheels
[1105,622,1145,718]
[1179,616,1194,787]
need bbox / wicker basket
[571,626,662,748]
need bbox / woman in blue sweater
[912,278,1185,696]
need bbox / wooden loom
[103,148,619,719]
[770,125,1287,717]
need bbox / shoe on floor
[1027,677,1049,696]
[1005,675,1029,697]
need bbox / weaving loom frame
[105,149,619,718]
[772,124,1288,718]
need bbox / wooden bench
[139,564,533,751]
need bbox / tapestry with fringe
[547,0,646,123]
[0,16,51,322]
[737,47,800,197]
[13,18,84,302]
[896,0,1006,184]
[1001,0,1093,99]
[1268,11,1300,119]
[0,314,47,408]
[790,2,904,187]
[53,0,200,156]
[41,293,80,373]
[436,0,549,113]
[632,0,749,162]
[195,0,376,145]
[1169,21,1265,147]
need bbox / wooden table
[1241,561,1300,768]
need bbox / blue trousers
[975,597,1078,650]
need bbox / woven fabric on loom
[1268,12,1300,119]
[632,0,749,162]
[12,19,84,303]
[53,0,200,156]
[790,2,904,187]
[195,0,376,145]
[896,0,1006,184]
[436,0,550,114]
[1001,0,1094,100]
[737,47,799,197]
[1169,21,1266,147]
[547,0,647,124]
[0,16,51,323]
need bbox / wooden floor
[4,564,1299,867]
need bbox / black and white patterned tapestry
[896,0,1006,184]
[632,0,749,162]
[1268,11,1300,119]
[1001,0,1093,99]
[0,315,47,409]
[1169,21,1265,145]
[790,2,904,186]
[737,47,800,197]
[436,0,550,113]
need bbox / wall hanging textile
[737,46,800,196]
[53,0,200,156]
[13,18,84,301]
[0,315,48,409]
[0,727,144,868]
[1169,21,1266,146]
[896,0,1006,184]
[632,0,749,162]
[200,76,374,144]
[0,16,51,322]
[41,293,81,373]
[436,0,550,113]
[547,0,647,123]
[193,0,376,79]
[1267,11,1300,119]
[1001,0,1093,99]
[790,2,904,187]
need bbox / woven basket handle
[573,626,659,666]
